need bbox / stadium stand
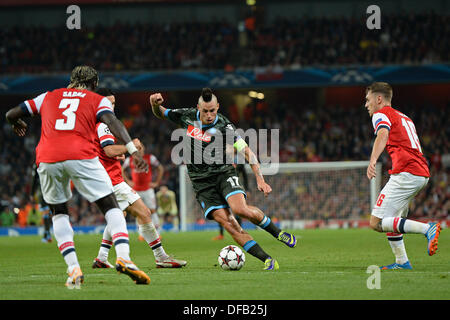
[0,12,448,74]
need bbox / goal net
[178,161,382,231]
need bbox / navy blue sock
[243,240,270,262]
[258,216,281,238]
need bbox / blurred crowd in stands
[0,12,448,74]
[1,98,448,227]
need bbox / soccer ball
[218,245,245,270]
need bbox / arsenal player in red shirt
[92,87,186,269]
[5,66,150,287]
[122,145,164,234]
[365,82,441,270]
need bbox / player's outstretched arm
[149,93,167,119]
[367,127,389,179]
[103,145,127,158]
[5,106,29,137]
[103,138,142,158]
[99,112,148,172]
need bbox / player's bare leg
[369,215,383,232]
[94,198,186,268]
[227,193,297,248]
[370,214,441,270]
[370,215,411,269]
[212,208,251,245]
[212,208,278,270]
[126,198,186,268]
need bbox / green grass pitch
[0,228,448,300]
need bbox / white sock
[97,225,112,262]
[105,208,130,261]
[387,233,409,264]
[151,212,161,231]
[381,217,429,234]
[52,214,79,268]
[138,222,168,260]
[403,220,430,234]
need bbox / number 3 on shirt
[55,99,80,130]
[401,118,422,153]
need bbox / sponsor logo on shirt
[186,125,212,142]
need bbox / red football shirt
[95,122,124,186]
[123,154,159,191]
[21,88,114,166]
[372,106,430,177]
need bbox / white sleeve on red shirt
[96,97,114,120]
[372,112,391,135]
[97,123,115,148]
[21,92,48,116]
[150,155,160,167]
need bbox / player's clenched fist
[150,93,163,107]
[257,180,272,197]
[12,119,27,137]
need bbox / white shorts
[114,182,141,211]
[371,172,429,219]
[137,188,156,210]
[37,157,113,204]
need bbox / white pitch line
[27,271,450,278]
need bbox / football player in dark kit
[212,162,245,241]
[150,88,297,270]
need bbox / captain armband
[233,138,248,152]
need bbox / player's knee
[369,221,378,231]
[222,221,245,236]
[135,207,152,221]
[214,213,240,234]
[95,193,119,214]
[369,216,383,232]
[228,203,250,219]
[128,204,151,222]
[49,203,69,216]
